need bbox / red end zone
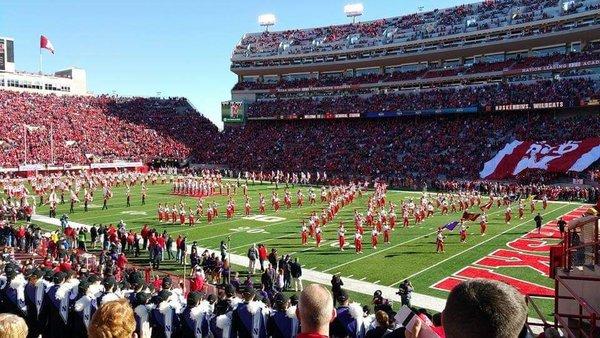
[431,205,589,296]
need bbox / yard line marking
[301,265,306,267]
[374,280,380,284]
[288,252,297,255]
[347,274,354,278]
[322,207,506,273]
[387,204,571,287]
[311,267,317,270]
[359,277,366,281]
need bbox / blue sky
[2,0,475,128]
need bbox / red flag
[461,211,481,222]
[40,35,55,54]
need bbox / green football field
[28,181,581,318]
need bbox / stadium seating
[244,78,600,118]
[213,110,600,185]
[0,91,219,166]
[232,51,600,91]
[233,0,599,58]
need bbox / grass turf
[27,181,580,318]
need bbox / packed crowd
[233,51,600,91]
[432,180,599,203]
[214,110,600,191]
[245,78,599,117]
[233,0,597,57]
[0,91,219,167]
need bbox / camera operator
[396,279,413,307]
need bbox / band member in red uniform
[301,223,308,245]
[297,190,304,206]
[226,203,234,219]
[207,207,214,224]
[244,198,251,216]
[542,195,548,210]
[259,194,266,214]
[480,213,488,236]
[530,199,536,213]
[383,224,391,244]
[518,201,525,220]
[338,223,346,251]
[354,232,363,254]
[459,223,468,243]
[403,209,410,228]
[371,228,378,249]
[505,206,512,224]
[158,203,163,222]
[315,225,323,247]
[284,191,292,209]
[436,228,445,253]
[272,192,280,212]
[188,208,195,226]
[171,206,178,225]
[179,207,186,225]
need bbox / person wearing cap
[267,293,299,338]
[98,276,120,306]
[71,279,99,338]
[150,289,181,338]
[133,292,153,338]
[330,289,367,338]
[180,291,210,338]
[39,271,78,338]
[24,269,45,338]
[208,289,233,338]
[230,287,269,338]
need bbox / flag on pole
[40,35,55,54]
[461,211,481,222]
[442,221,460,231]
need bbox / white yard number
[120,210,147,216]
[229,226,269,234]
[243,215,285,223]
[330,242,354,249]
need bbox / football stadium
[0,1,599,337]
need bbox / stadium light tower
[344,3,364,24]
[258,14,276,32]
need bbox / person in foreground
[88,299,136,338]
[0,313,28,338]
[407,278,527,338]
[296,283,337,338]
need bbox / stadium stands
[213,110,600,185]
[0,91,219,166]
[244,78,599,118]
[233,50,600,91]
[232,0,599,60]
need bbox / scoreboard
[221,101,246,124]
[0,37,15,72]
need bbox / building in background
[0,36,87,95]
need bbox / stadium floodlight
[258,14,276,32]
[344,3,364,24]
